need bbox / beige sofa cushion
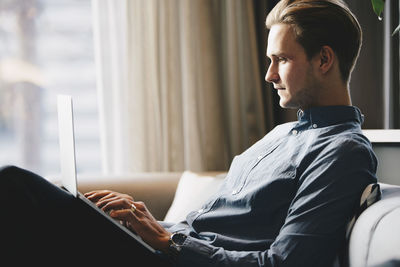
[164,171,226,223]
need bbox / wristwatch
[167,232,187,263]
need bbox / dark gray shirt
[168,105,377,267]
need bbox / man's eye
[278,57,287,62]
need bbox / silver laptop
[57,94,156,253]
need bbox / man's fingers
[84,190,113,201]
[84,190,134,204]
[109,207,141,228]
[96,195,121,209]
[101,198,132,212]
[84,190,111,198]
[109,202,143,221]
[110,208,137,218]
[107,201,172,251]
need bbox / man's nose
[265,64,279,84]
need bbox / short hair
[266,0,362,83]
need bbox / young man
[0,0,377,266]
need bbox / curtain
[92,0,270,174]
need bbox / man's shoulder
[327,131,372,151]
[299,130,378,185]
[299,127,376,165]
[312,130,377,169]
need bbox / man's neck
[302,83,352,110]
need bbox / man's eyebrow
[266,52,289,59]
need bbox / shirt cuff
[178,236,214,266]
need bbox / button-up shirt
[167,105,377,267]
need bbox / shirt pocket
[230,141,284,196]
[247,161,297,189]
[219,155,248,194]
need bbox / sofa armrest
[348,183,400,267]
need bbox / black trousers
[0,165,172,266]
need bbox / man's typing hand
[84,190,171,252]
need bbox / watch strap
[167,232,187,264]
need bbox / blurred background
[0,0,100,176]
[0,0,398,177]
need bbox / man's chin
[279,99,299,109]
[277,92,296,109]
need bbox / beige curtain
[92,0,266,174]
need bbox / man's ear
[318,46,334,74]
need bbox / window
[0,0,100,177]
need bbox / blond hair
[266,0,362,82]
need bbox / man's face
[265,23,319,109]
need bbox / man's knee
[0,165,23,178]
[0,165,37,187]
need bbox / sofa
[348,183,400,267]
[73,170,400,266]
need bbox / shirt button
[312,123,318,129]
[292,129,298,135]
[232,189,238,195]
[257,155,263,160]
[198,209,204,213]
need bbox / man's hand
[84,190,171,252]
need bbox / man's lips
[274,87,285,90]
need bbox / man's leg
[0,165,171,266]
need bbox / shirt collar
[296,105,364,128]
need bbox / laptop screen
[57,95,78,197]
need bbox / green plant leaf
[371,0,385,17]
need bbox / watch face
[171,233,187,246]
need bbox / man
[0,0,377,266]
